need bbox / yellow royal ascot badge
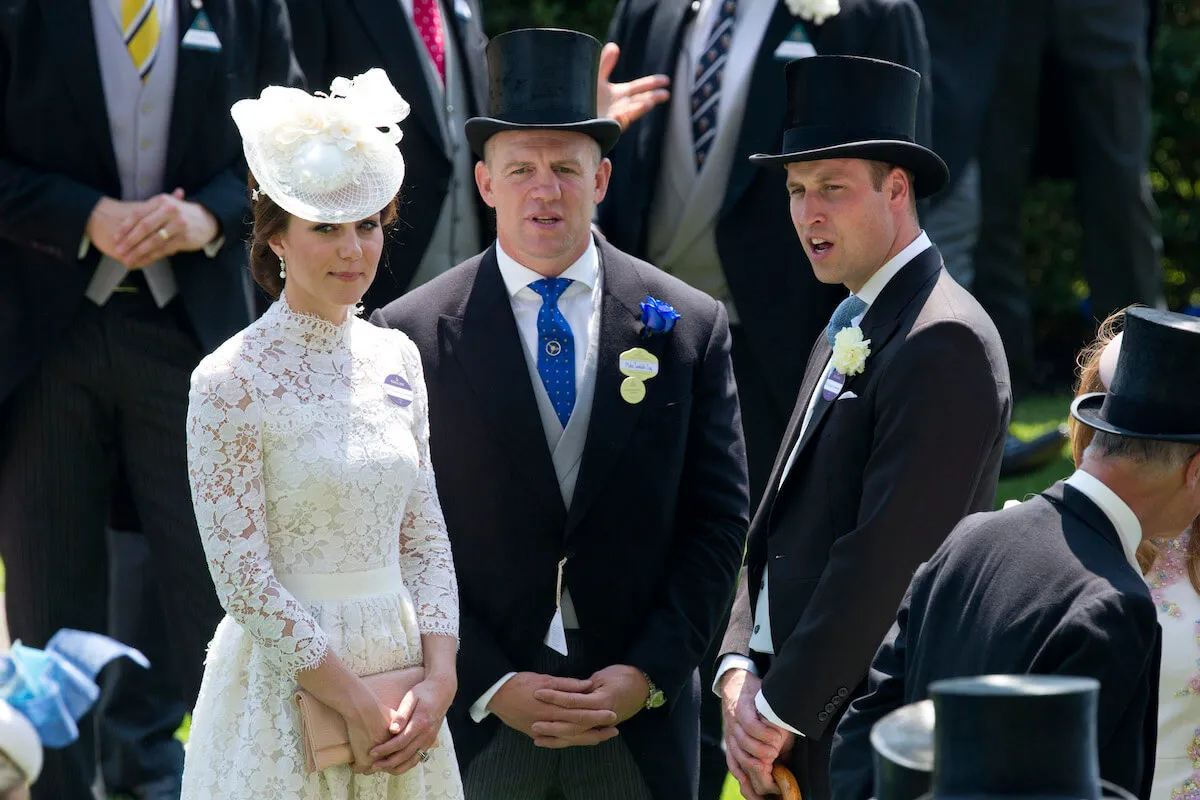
[619,347,659,405]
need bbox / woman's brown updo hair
[247,173,400,300]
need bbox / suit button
[753,625,760,633]
[838,687,849,698]
[824,703,835,713]
[833,695,842,705]
[818,711,829,722]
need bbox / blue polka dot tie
[825,295,868,348]
[529,278,576,427]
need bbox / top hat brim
[749,139,949,199]
[465,117,622,159]
[1071,392,1200,444]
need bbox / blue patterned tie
[529,278,576,427]
[825,295,868,348]
[691,0,739,169]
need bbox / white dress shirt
[468,237,602,723]
[1062,469,1143,572]
[713,231,934,736]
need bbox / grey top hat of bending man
[464,28,623,159]
[751,55,948,199]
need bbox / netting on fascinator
[231,69,411,224]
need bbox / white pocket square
[836,391,858,401]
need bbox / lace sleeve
[397,339,459,639]
[186,358,330,677]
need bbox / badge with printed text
[821,369,846,401]
[383,374,413,407]
[618,347,659,404]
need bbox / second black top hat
[464,28,622,158]
[750,55,948,198]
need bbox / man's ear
[1186,447,1200,490]
[475,160,497,209]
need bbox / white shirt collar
[1064,469,1144,572]
[853,230,933,309]
[495,237,600,299]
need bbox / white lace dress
[180,295,463,799]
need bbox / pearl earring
[278,256,286,280]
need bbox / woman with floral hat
[181,71,462,799]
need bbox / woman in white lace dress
[181,72,463,799]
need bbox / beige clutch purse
[294,666,425,773]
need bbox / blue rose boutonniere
[639,296,680,337]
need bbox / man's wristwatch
[642,672,665,710]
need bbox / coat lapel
[1045,481,1129,562]
[440,248,567,522]
[777,246,945,487]
[721,4,801,216]
[41,0,120,188]
[564,242,653,536]
[350,0,446,152]
[165,0,221,179]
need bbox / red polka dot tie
[413,0,446,84]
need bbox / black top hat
[1071,306,1200,444]
[871,699,934,800]
[750,55,948,198]
[464,28,622,158]
[929,675,1104,800]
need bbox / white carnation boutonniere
[831,326,871,376]
[786,0,840,25]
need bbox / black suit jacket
[371,239,750,799]
[830,482,1162,800]
[599,0,932,415]
[286,0,490,307]
[719,246,1011,783]
[0,0,300,402]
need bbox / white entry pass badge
[181,10,222,51]
[773,24,817,61]
[543,556,570,656]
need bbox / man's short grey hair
[1084,430,1200,472]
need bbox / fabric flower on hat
[786,0,840,24]
[831,326,871,375]
[231,69,411,224]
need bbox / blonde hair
[1070,309,1200,589]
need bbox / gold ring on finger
[418,749,431,763]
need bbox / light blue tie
[528,278,576,427]
[825,295,868,348]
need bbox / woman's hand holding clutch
[345,686,405,776]
[369,673,457,775]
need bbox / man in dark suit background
[972,0,1163,396]
[373,29,748,799]
[599,0,932,502]
[0,2,300,796]
[286,0,670,312]
[714,56,1010,800]
[830,306,1200,800]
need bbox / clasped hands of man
[719,669,796,800]
[86,189,220,268]
[489,665,652,748]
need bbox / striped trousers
[464,632,654,800]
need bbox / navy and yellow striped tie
[122,0,160,83]
[691,0,739,170]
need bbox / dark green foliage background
[483,0,1200,326]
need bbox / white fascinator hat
[231,69,411,224]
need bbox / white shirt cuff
[79,235,91,260]
[754,690,804,737]
[711,654,759,697]
[469,671,518,723]
[203,234,225,258]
